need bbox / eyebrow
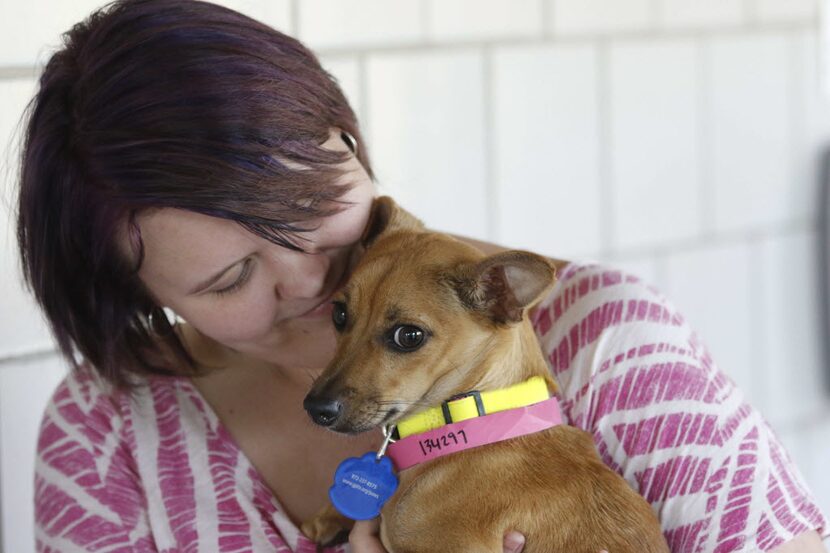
[187,255,248,295]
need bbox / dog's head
[303,196,556,433]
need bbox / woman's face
[134,128,376,370]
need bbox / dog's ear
[455,251,557,324]
[361,195,424,248]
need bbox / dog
[301,196,669,552]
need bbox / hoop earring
[148,306,181,332]
[162,307,182,326]
[341,130,358,155]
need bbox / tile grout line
[0,348,57,366]
[298,21,816,57]
[543,0,556,39]
[0,67,39,80]
[0,21,819,79]
[358,52,370,154]
[289,0,299,37]
[609,219,820,259]
[749,239,766,405]
[421,0,431,45]
[651,0,663,29]
[597,40,613,260]
[744,0,757,27]
[698,35,714,239]
[789,30,806,234]
[482,45,498,243]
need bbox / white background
[1,0,829,551]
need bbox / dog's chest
[378,427,590,535]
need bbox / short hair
[15,0,374,389]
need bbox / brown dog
[302,196,669,553]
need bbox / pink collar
[385,396,563,471]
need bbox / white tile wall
[298,0,424,50]
[492,44,601,259]
[609,39,702,250]
[0,78,55,356]
[3,1,830,550]
[707,33,796,233]
[0,354,67,553]
[780,416,830,521]
[319,56,365,126]
[707,33,799,234]
[0,0,106,67]
[427,0,544,42]
[795,31,830,223]
[211,0,293,33]
[753,0,818,23]
[606,254,661,289]
[661,241,758,404]
[366,49,489,238]
[549,0,654,36]
[757,230,826,429]
[657,0,745,30]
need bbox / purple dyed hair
[15,0,374,389]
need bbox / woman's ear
[360,196,424,248]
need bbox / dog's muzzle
[303,393,344,427]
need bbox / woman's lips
[303,299,335,318]
[296,287,338,320]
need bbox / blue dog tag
[329,452,399,520]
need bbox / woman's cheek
[185,287,278,343]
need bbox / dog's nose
[303,395,343,427]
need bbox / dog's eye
[332,301,347,331]
[390,325,425,352]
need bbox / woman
[16,0,826,551]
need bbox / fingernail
[504,532,526,552]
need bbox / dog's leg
[300,501,354,548]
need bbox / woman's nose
[273,250,330,300]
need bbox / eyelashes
[213,258,253,296]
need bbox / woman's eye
[332,301,347,330]
[390,325,426,352]
[213,259,253,296]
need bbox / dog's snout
[303,394,344,427]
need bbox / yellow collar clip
[395,376,551,439]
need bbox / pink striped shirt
[34,263,827,552]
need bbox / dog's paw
[301,504,354,547]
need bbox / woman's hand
[348,519,385,553]
[348,519,527,552]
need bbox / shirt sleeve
[34,367,155,552]
[530,263,828,553]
